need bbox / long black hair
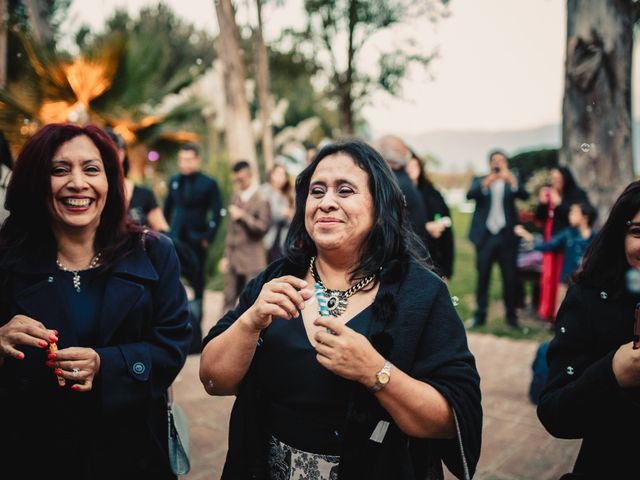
[574,180,640,295]
[284,139,429,282]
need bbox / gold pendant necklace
[309,256,376,317]
[56,252,102,293]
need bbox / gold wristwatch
[370,360,392,392]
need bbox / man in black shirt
[164,143,222,353]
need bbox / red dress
[538,200,563,321]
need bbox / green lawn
[448,208,553,342]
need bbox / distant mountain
[402,121,639,173]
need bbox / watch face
[378,372,390,384]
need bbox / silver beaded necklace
[56,252,102,293]
[309,256,376,317]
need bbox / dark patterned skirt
[267,436,340,480]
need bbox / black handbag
[167,386,191,475]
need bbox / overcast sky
[65,0,640,136]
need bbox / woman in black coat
[200,140,481,480]
[405,152,454,280]
[0,124,192,479]
[537,180,640,478]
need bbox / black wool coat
[0,234,192,479]
[537,283,640,479]
[203,257,482,480]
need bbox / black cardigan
[203,257,482,480]
[537,283,640,478]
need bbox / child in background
[515,201,597,315]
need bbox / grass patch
[448,208,553,342]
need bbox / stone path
[173,291,580,480]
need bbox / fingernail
[71,384,80,391]
[54,368,62,375]
[38,340,48,348]
[53,330,59,335]
[299,303,305,310]
[49,335,58,343]
[16,352,24,360]
[47,353,56,359]
[45,361,55,368]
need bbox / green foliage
[85,4,215,117]
[292,0,448,131]
[509,148,558,183]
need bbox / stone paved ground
[173,291,580,480]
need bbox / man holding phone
[466,150,529,327]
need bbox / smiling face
[49,135,108,234]
[304,153,375,259]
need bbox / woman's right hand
[241,276,313,331]
[0,315,58,361]
[612,342,640,388]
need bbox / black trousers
[184,241,208,353]
[474,229,518,325]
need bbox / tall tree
[562,0,639,221]
[253,0,275,172]
[215,0,257,170]
[299,0,448,135]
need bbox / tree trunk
[254,0,274,175]
[214,0,257,171]
[23,0,54,47]
[338,0,357,136]
[561,0,635,223]
[0,0,7,88]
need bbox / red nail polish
[16,352,25,360]
[49,336,58,343]
[54,368,62,375]
[47,353,56,359]
[45,361,55,368]
[38,340,48,348]
[71,384,80,390]
[53,330,59,335]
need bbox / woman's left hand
[48,347,101,392]
[313,316,384,387]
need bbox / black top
[164,171,222,244]
[537,283,640,478]
[393,170,430,250]
[534,187,589,235]
[129,185,158,227]
[416,181,454,278]
[256,307,371,455]
[57,268,107,346]
[203,258,482,480]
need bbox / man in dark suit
[164,143,222,352]
[375,135,430,253]
[467,150,529,327]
